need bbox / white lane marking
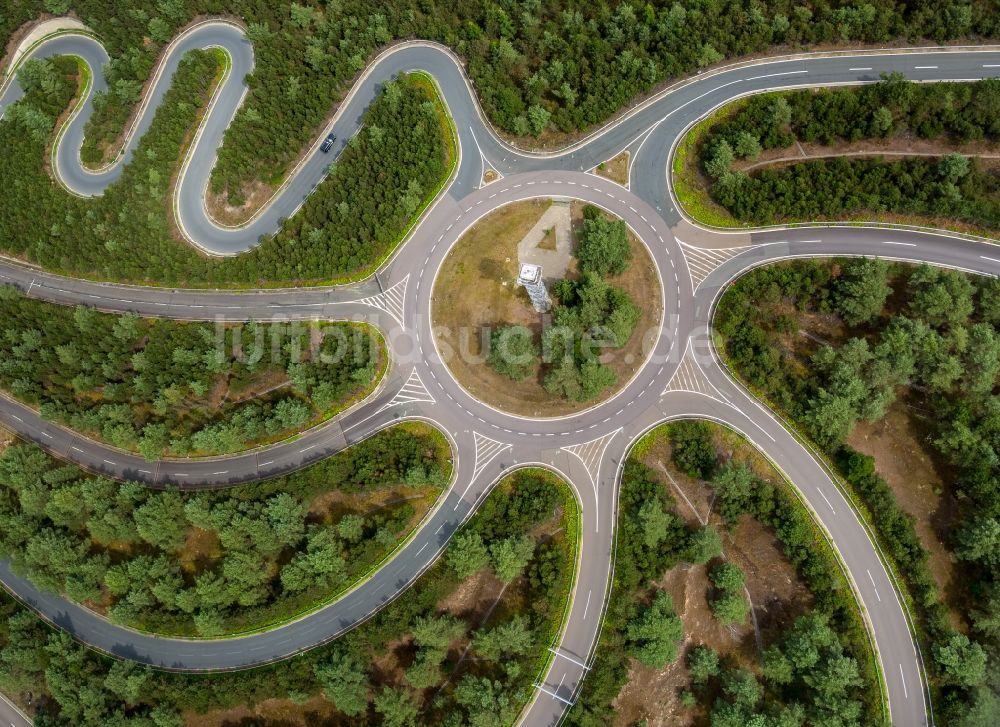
[756,70,808,79]
[816,488,836,514]
[435,523,445,535]
[299,444,317,453]
[71,446,82,452]
[11,415,22,422]
[260,460,273,467]
[899,663,908,699]
[534,683,573,705]
[981,255,1000,264]
[867,569,882,602]
[40,431,52,439]
[985,64,1000,68]
[416,543,428,556]
[582,589,592,620]
[849,67,872,71]
[914,65,938,69]
[212,471,228,476]
[882,241,916,247]
[549,647,591,670]
[102,459,115,465]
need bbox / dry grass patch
[595,150,629,186]
[538,225,557,250]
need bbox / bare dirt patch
[177,527,222,576]
[847,401,964,629]
[432,199,662,417]
[0,425,14,455]
[438,568,505,622]
[482,169,499,185]
[595,150,629,187]
[538,225,557,250]
[308,484,439,530]
[182,694,343,727]
[735,133,1000,174]
[205,181,276,227]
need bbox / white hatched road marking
[381,368,436,411]
[676,238,749,290]
[662,339,731,403]
[471,431,512,483]
[561,428,621,489]
[533,683,574,706]
[357,274,408,329]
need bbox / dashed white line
[816,488,836,514]
[882,241,916,247]
[867,569,882,602]
[583,589,592,619]
[914,65,938,70]
[980,255,1000,264]
[899,663,908,699]
[849,67,872,71]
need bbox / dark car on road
[320,132,337,153]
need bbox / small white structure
[517,263,551,313]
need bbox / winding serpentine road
[1,18,999,726]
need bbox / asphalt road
[0,693,30,727]
[1,20,999,726]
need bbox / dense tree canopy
[576,205,631,276]
[0,286,379,457]
[542,272,640,401]
[8,0,999,202]
[695,77,1000,230]
[5,1,999,283]
[717,258,1000,722]
[568,422,880,725]
[0,425,449,635]
[0,468,575,726]
[0,56,449,286]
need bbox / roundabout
[0,19,998,726]
[430,198,664,418]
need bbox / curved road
[1,19,999,726]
